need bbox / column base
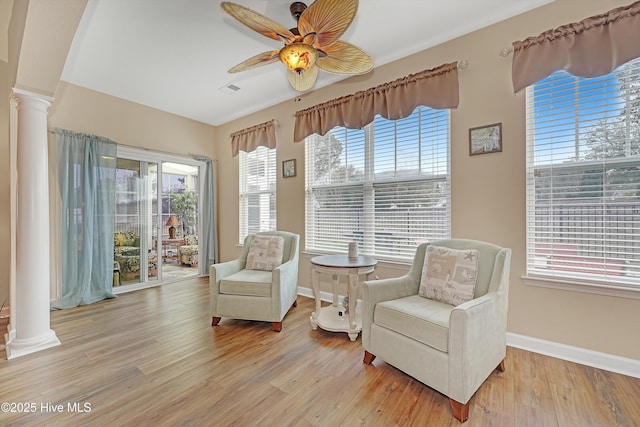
[5,328,60,359]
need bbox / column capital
[11,87,54,107]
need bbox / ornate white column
[5,88,60,359]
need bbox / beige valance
[293,62,460,142]
[512,1,640,94]
[230,119,277,157]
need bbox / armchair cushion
[114,246,140,257]
[420,245,479,306]
[219,270,273,297]
[375,295,452,352]
[246,235,285,271]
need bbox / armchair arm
[210,259,243,283]
[361,275,419,348]
[448,292,506,403]
[363,275,419,305]
[210,259,244,315]
[270,258,299,319]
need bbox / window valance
[293,62,460,142]
[230,119,277,157]
[511,1,640,94]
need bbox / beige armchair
[210,231,300,332]
[362,239,511,422]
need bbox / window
[239,146,276,242]
[305,107,450,261]
[526,57,640,289]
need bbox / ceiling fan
[220,0,374,92]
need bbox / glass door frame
[114,146,204,293]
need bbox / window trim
[523,274,640,300]
[525,60,640,296]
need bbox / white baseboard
[297,287,317,301]
[297,288,640,379]
[507,333,640,379]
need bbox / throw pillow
[114,232,129,247]
[419,245,479,306]
[184,234,198,245]
[114,231,137,247]
[246,235,285,271]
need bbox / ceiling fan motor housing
[290,2,307,21]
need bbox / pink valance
[230,119,277,157]
[512,1,640,93]
[294,62,460,142]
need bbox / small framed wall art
[282,159,296,178]
[469,122,502,156]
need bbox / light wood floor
[1,277,639,426]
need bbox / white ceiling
[60,0,553,127]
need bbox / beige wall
[5,0,638,360]
[216,0,640,360]
[2,0,218,316]
[2,0,87,313]
[50,82,216,157]
[0,58,9,308]
[0,0,17,311]
[46,82,217,296]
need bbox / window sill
[522,274,640,300]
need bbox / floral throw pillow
[184,234,198,245]
[114,231,136,247]
[419,245,479,306]
[246,235,285,271]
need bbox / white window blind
[526,57,640,287]
[239,146,276,243]
[305,107,450,261]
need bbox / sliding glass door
[160,162,200,282]
[114,159,159,287]
[114,148,201,291]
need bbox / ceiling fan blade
[317,41,373,75]
[229,50,280,73]
[221,2,296,43]
[287,65,319,92]
[297,0,358,48]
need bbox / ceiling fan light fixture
[279,43,318,73]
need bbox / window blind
[526,57,640,286]
[239,146,277,243]
[305,107,450,260]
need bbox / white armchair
[210,231,300,332]
[362,239,511,422]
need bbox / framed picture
[469,122,502,156]
[282,159,296,178]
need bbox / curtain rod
[47,129,217,162]
[499,47,514,57]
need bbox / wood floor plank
[1,277,639,426]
